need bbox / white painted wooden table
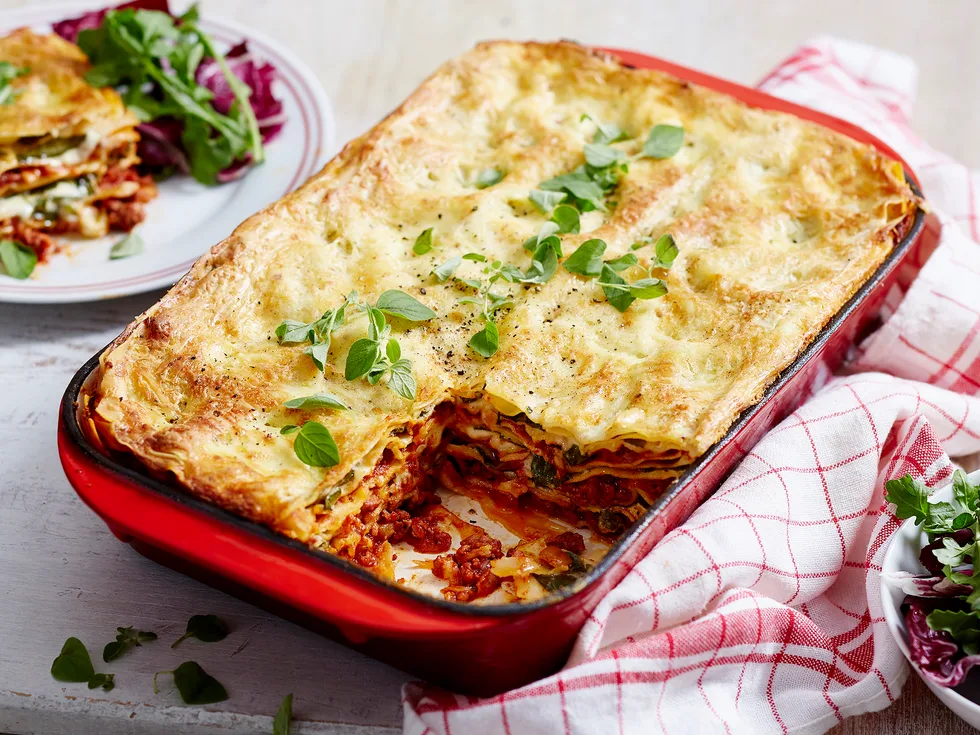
[1,1,978,733]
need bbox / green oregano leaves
[565,233,678,312]
[275,292,434,391]
[580,113,627,145]
[375,289,438,321]
[583,141,625,168]
[104,626,157,661]
[154,661,228,705]
[274,693,294,734]
[282,393,349,411]
[51,637,95,683]
[274,290,435,467]
[171,614,229,648]
[292,421,341,468]
[265,112,684,471]
[532,118,684,215]
[0,239,37,279]
[642,124,685,159]
[474,168,504,189]
[469,320,499,358]
[48,615,299,710]
[52,629,154,693]
[529,188,567,213]
[88,673,115,691]
[412,227,434,255]
[562,238,606,277]
[549,204,580,234]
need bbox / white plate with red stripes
[0,4,334,304]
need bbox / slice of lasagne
[84,41,919,604]
[0,29,155,261]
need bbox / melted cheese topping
[91,41,917,542]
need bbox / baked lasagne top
[90,41,917,541]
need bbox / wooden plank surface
[1,1,977,733]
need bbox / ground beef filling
[552,531,586,555]
[393,515,453,554]
[97,166,157,231]
[432,531,505,603]
[2,218,56,259]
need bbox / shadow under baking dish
[58,47,927,696]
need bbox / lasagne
[84,41,918,603]
[0,29,155,261]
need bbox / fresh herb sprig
[460,257,521,357]
[529,118,685,215]
[154,661,228,705]
[595,233,678,312]
[171,614,228,649]
[343,290,436,400]
[275,290,434,468]
[276,295,352,372]
[0,61,29,105]
[433,247,575,358]
[280,396,346,467]
[103,626,157,662]
[276,290,435,400]
[563,233,678,312]
[51,637,116,691]
[433,254,519,358]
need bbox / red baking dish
[58,48,926,697]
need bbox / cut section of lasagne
[0,29,155,261]
[85,41,919,604]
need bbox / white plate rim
[0,2,335,303]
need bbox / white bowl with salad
[882,468,980,728]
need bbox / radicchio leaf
[52,0,171,43]
[196,42,286,144]
[135,118,190,174]
[191,41,285,181]
[905,601,980,687]
[883,571,973,598]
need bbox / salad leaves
[54,0,284,184]
[886,470,980,687]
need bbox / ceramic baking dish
[58,47,926,697]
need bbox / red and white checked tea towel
[403,38,980,734]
